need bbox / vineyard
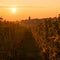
[0,16,60,60]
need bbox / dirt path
[15,29,43,60]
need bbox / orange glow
[0,0,60,21]
[11,8,16,13]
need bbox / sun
[11,8,16,13]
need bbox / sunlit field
[0,15,60,60]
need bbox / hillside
[0,16,60,60]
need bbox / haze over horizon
[0,0,60,21]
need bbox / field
[0,17,60,60]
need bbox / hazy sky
[0,0,60,21]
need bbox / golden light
[11,8,16,13]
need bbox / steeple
[28,16,31,20]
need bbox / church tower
[28,16,31,20]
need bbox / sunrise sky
[0,0,60,21]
